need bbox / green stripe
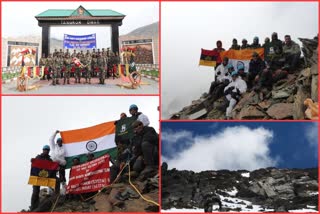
[65,147,117,169]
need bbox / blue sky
[162,122,318,172]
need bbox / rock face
[22,175,159,212]
[170,36,318,120]
[162,167,318,212]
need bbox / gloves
[224,86,235,95]
[217,71,221,75]
[231,92,240,100]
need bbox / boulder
[267,103,293,119]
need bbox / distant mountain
[121,22,158,38]
[162,166,318,212]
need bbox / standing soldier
[59,49,64,58]
[64,54,72,84]
[52,55,62,85]
[102,48,109,78]
[46,53,54,81]
[97,53,106,84]
[71,49,77,58]
[39,53,47,80]
[53,49,58,58]
[85,50,91,57]
[83,54,92,84]
[91,50,98,78]
[65,49,70,58]
[74,53,82,84]
[113,52,121,79]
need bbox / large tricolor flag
[199,49,221,67]
[60,121,117,168]
[28,159,59,189]
[220,48,264,73]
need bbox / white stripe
[229,59,250,73]
[64,134,115,157]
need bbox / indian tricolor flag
[60,121,117,168]
[220,48,264,73]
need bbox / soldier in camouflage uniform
[85,50,91,57]
[102,48,109,79]
[46,53,54,81]
[74,53,82,83]
[91,49,98,78]
[65,49,70,58]
[97,53,106,84]
[107,52,114,79]
[83,54,92,84]
[39,54,47,80]
[53,49,58,58]
[63,54,72,84]
[52,55,63,85]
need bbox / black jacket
[249,57,266,75]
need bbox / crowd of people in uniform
[29,104,158,211]
[207,32,303,119]
[38,48,122,85]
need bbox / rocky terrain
[162,166,318,212]
[170,36,318,120]
[22,174,159,212]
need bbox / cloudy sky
[161,2,318,118]
[162,122,318,172]
[2,96,159,212]
[2,2,159,47]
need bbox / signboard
[7,41,39,66]
[66,154,110,194]
[63,34,96,49]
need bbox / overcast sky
[161,2,318,119]
[2,96,159,212]
[2,2,159,47]
[162,122,318,172]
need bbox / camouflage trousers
[98,67,105,84]
[63,68,71,84]
[75,68,81,83]
[52,68,60,85]
[85,68,92,83]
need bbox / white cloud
[305,123,318,147]
[162,126,277,172]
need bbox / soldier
[53,49,58,57]
[71,50,77,58]
[83,54,92,84]
[102,48,109,78]
[46,53,54,81]
[74,53,82,83]
[91,48,97,58]
[85,50,91,57]
[63,54,72,84]
[65,49,70,58]
[39,53,47,80]
[52,55,62,85]
[79,50,84,59]
[91,49,98,77]
[97,53,106,84]
[59,49,63,57]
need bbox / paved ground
[2,77,159,94]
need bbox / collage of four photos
[1,1,319,213]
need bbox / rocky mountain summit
[21,174,159,212]
[162,166,318,212]
[170,36,318,120]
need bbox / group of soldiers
[39,48,121,85]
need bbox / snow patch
[241,172,250,178]
[223,187,238,196]
[308,191,318,196]
[289,208,318,212]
